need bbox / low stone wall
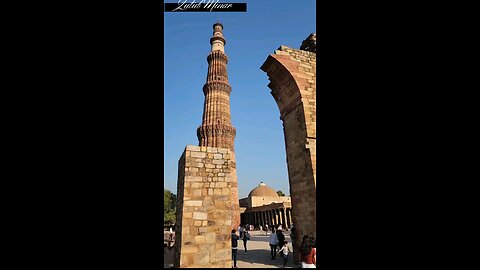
[174,145,237,268]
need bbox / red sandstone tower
[197,22,240,227]
[197,22,236,150]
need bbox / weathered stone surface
[212,159,225,165]
[184,200,202,207]
[190,151,206,158]
[194,235,206,244]
[182,246,198,254]
[174,146,236,268]
[260,39,316,264]
[205,232,216,243]
[193,212,207,220]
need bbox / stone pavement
[164,230,297,268]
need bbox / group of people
[268,227,290,267]
[231,224,316,268]
[260,223,287,236]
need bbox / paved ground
[164,230,297,268]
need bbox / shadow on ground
[236,248,297,268]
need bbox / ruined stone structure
[174,22,240,268]
[174,146,237,268]
[260,33,317,264]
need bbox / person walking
[299,236,316,268]
[277,240,291,268]
[243,229,250,254]
[269,228,279,260]
[231,229,239,268]
[276,228,285,257]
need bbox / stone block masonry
[174,145,238,268]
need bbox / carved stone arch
[261,46,316,264]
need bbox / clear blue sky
[164,0,316,198]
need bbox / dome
[248,182,279,197]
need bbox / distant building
[239,182,293,229]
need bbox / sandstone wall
[174,145,238,268]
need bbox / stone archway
[260,34,316,264]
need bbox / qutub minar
[197,22,236,150]
[197,22,240,227]
[174,22,241,268]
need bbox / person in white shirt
[277,240,291,268]
[268,228,279,260]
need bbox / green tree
[277,190,285,196]
[164,189,176,224]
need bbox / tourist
[277,240,291,268]
[259,225,263,232]
[238,225,243,239]
[268,227,279,260]
[278,224,283,231]
[231,229,239,268]
[243,229,250,254]
[276,228,285,256]
[299,235,316,268]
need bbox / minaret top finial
[211,22,226,52]
[213,21,223,30]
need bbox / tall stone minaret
[197,22,240,227]
[197,22,236,150]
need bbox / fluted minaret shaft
[197,22,236,151]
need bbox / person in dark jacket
[231,229,239,268]
[276,229,285,258]
[243,229,250,254]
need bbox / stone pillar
[278,210,282,227]
[280,208,286,228]
[266,210,270,227]
[272,210,276,227]
[287,208,292,228]
[273,210,278,227]
[270,210,275,227]
[174,145,237,268]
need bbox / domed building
[239,182,293,229]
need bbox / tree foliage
[164,189,176,224]
[277,190,285,196]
